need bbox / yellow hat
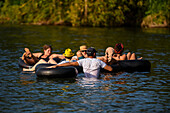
[80,45,87,51]
[63,48,74,57]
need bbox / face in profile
[80,50,88,58]
[44,48,52,56]
[81,50,86,55]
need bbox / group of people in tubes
[22,43,143,78]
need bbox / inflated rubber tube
[118,60,151,72]
[36,60,150,78]
[35,63,83,74]
[36,66,78,78]
[20,57,150,77]
[18,57,61,69]
[35,63,56,71]
[101,60,151,73]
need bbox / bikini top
[38,53,51,62]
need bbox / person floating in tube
[49,47,113,78]
[23,48,75,71]
[97,43,143,65]
[71,45,88,61]
[22,45,53,65]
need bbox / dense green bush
[0,0,169,27]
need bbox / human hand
[76,51,82,56]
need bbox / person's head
[87,47,97,57]
[79,45,87,57]
[105,47,114,62]
[114,43,124,54]
[43,45,52,56]
[63,48,74,59]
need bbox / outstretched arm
[50,54,65,59]
[104,65,113,72]
[49,62,79,68]
[97,56,108,64]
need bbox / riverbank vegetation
[0,0,169,27]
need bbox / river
[0,24,169,112]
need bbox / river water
[0,25,169,112]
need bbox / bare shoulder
[32,53,43,57]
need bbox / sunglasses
[81,50,87,52]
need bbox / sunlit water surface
[0,25,169,112]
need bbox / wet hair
[114,43,124,54]
[43,45,52,51]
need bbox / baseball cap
[87,47,97,54]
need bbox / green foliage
[146,0,168,15]
[141,0,169,27]
[0,0,169,27]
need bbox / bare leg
[22,52,27,60]
[23,59,47,71]
[21,48,31,63]
[127,52,131,60]
[130,53,137,60]
[21,52,28,64]
[48,59,58,64]
[24,48,32,57]
[127,52,143,60]
[137,57,143,60]
[22,48,39,65]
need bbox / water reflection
[36,77,76,84]
[76,77,100,87]
[19,72,36,84]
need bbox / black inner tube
[36,66,78,78]
[19,58,151,78]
